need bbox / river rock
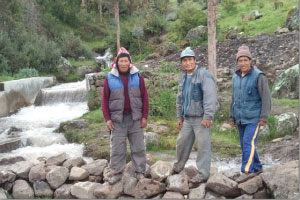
[204,191,226,199]
[29,163,46,183]
[0,156,25,166]
[123,175,137,196]
[166,174,189,194]
[10,161,34,179]
[275,112,298,134]
[0,170,16,184]
[0,188,8,199]
[94,181,123,199]
[134,178,166,199]
[46,153,68,166]
[261,160,299,199]
[253,188,268,199]
[33,181,53,198]
[162,191,184,199]
[3,182,13,192]
[235,194,253,199]
[82,159,108,176]
[150,161,173,182]
[46,166,69,189]
[54,184,73,199]
[238,176,263,194]
[71,181,100,199]
[63,157,86,169]
[69,167,89,181]
[221,168,240,181]
[12,180,34,199]
[88,175,102,183]
[189,183,206,199]
[206,173,240,198]
[0,138,21,153]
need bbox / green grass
[272,98,299,109]
[69,58,97,68]
[217,0,298,39]
[0,75,16,82]
[80,108,104,124]
[83,40,107,51]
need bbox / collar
[235,66,254,77]
[110,65,139,77]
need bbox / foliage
[0,55,9,75]
[159,61,178,73]
[17,68,39,78]
[223,0,238,13]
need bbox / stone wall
[86,73,106,111]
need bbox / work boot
[108,173,122,185]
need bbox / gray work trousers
[109,114,146,175]
[174,116,211,179]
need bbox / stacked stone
[86,72,106,110]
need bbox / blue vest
[232,68,262,124]
[107,72,142,123]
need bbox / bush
[159,61,178,73]
[144,11,167,35]
[17,68,39,78]
[222,0,238,14]
[0,55,9,75]
[56,31,92,59]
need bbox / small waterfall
[95,48,113,68]
[35,80,88,105]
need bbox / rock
[253,188,268,199]
[221,168,240,181]
[220,122,232,131]
[3,182,13,192]
[95,79,105,87]
[134,178,166,199]
[82,159,108,176]
[146,153,155,166]
[272,64,299,99]
[166,12,177,21]
[275,27,289,34]
[259,124,270,136]
[144,132,160,146]
[249,10,263,20]
[123,175,137,196]
[148,123,169,133]
[162,191,184,199]
[275,112,298,134]
[0,156,25,166]
[238,176,263,194]
[261,160,298,199]
[68,120,89,129]
[12,180,34,199]
[226,26,239,39]
[285,7,299,31]
[0,138,21,153]
[33,181,53,198]
[206,173,240,198]
[0,188,8,199]
[69,167,89,181]
[63,157,86,169]
[204,191,226,199]
[271,137,283,143]
[88,175,102,183]
[145,53,160,61]
[29,163,46,183]
[185,25,207,43]
[94,181,123,199]
[54,184,73,199]
[10,161,34,179]
[189,183,206,199]
[46,166,69,189]
[57,57,73,76]
[235,194,253,199]
[164,42,179,56]
[0,170,16,184]
[71,181,100,199]
[166,174,189,194]
[46,153,68,166]
[150,161,173,182]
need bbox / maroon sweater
[101,74,149,121]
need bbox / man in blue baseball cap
[174,47,218,183]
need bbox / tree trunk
[207,0,217,81]
[97,0,103,22]
[81,0,87,13]
[114,1,120,51]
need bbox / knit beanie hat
[236,46,252,61]
[111,47,133,68]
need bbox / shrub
[17,68,39,78]
[144,11,167,35]
[0,55,9,75]
[159,61,178,73]
[223,0,238,14]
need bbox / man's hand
[230,119,236,126]
[258,120,266,127]
[201,119,211,128]
[106,120,115,131]
[176,120,183,129]
[141,118,147,128]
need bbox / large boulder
[261,160,299,199]
[46,166,69,189]
[0,170,16,184]
[123,175,137,196]
[46,153,68,166]
[12,180,34,199]
[166,174,190,194]
[206,173,240,198]
[134,178,166,199]
[71,181,100,199]
[285,7,299,31]
[238,176,263,194]
[150,161,173,182]
[189,183,206,199]
[275,112,298,134]
[249,10,263,20]
[33,181,53,198]
[185,25,207,44]
[272,64,299,99]
[69,167,89,181]
[29,163,47,183]
[10,161,34,179]
[94,181,123,199]
[54,184,73,199]
[162,191,184,199]
[82,159,108,176]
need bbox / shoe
[135,172,145,180]
[235,170,262,183]
[189,174,207,184]
[108,174,122,185]
[172,164,182,174]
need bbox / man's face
[181,56,196,73]
[118,57,130,73]
[237,56,251,74]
